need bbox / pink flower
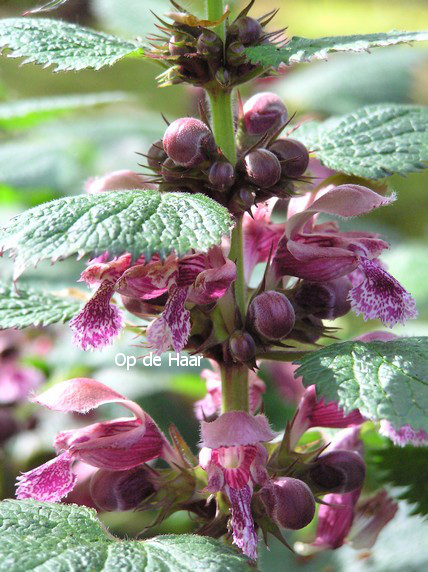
[0,361,43,404]
[194,362,266,421]
[199,412,275,560]
[70,246,235,353]
[289,385,365,448]
[269,185,417,327]
[379,420,428,447]
[16,378,173,502]
[85,170,154,194]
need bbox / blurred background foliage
[1,1,428,570]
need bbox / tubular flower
[199,412,275,560]
[289,385,365,449]
[269,185,417,327]
[295,427,366,555]
[16,379,174,502]
[70,246,235,353]
[194,362,266,421]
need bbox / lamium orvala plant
[0,0,428,570]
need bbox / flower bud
[229,330,257,364]
[309,450,366,493]
[147,139,167,170]
[244,149,281,188]
[161,157,185,183]
[169,33,192,57]
[243,92,288,136]
[90,466,156,512]
[226,41,247,66]
[163,117,216,167]
[209,160,235,191]
[294,277,352,319]
[197,31,223,58]
[248,291,295,341]
[229,17,263,45]
[269,139,310,177]
[228,187,256,213]
[260,477,316,530]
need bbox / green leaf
[370,445,428,518]
[293,104,428,178]
[0,281,83,329]
[246,30,428,67]
[295,337,428,432]
[0,190,233,275]
[0,18,143,71]
[0,500,251,571]
[0,92,132,129]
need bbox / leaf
[0,281,83,329]
[370,445,428,518]
[0,92,132,129]
[295,337,428,432]
[246,30,428,67]
[293,104,428,178]
[0,190,233,276]
[0,18,143,71]
[0,500,251,571]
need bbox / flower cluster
[144,92,308,215]
[147,1,282,88]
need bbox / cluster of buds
[147,1,283,88]
[143,91,309,215]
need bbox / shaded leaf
[0,281,83,329]
[295,337,428,432]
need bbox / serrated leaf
[0,18,144,71]
[295,337,428,432]
[0,92,132,129]
[246,30,428,67]
[0,281,83,329]
[0,500,251,571]
[293,104,428,178]
[370,445,428,518]
[0,190,233,276]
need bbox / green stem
[228,213,246,319]
[207,88,237,164]
[220,363,249,412]
[206,0,226,41]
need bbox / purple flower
[269,185,417,327]
[348,489,398,549]
[16,378,174,502]
[289,385,365,449]
[199,412,275,560]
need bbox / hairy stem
[220,363,249,412]
[206,0,249,413]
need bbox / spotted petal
[226,484,258,560]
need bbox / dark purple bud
[209,160,235,191]
[169,33,192,56]
[294,277,352,319]
[226,41,247,66]
[163,117,216,167]
[147,139,167,170]
[229,330,257,364]
[244,149,281,188]
[248,291,295,341]
[269,139,310,177]
[90,466,156,512]
[243,92,288,135]
[197,31,223,58]
[309,450,366,493]
[288,314,324,344]
[260,477,316,530]
[228,187,256,213]
[228,17,263,45]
